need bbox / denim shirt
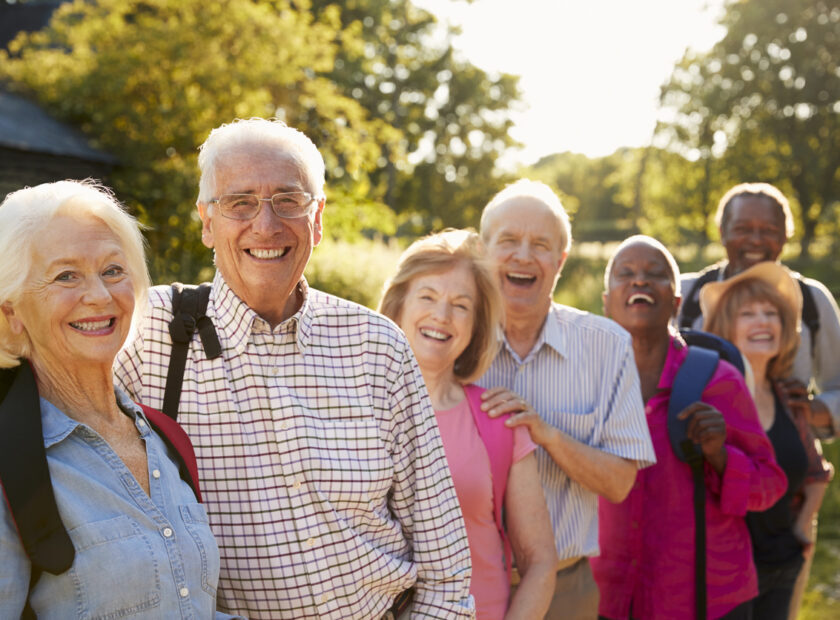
[0,390,240,619]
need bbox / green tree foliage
[657,0,840,259]
[0,0,399,281]
[309,0,522,230]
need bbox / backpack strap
[678,265,723,330]
[464,384,515,578]
[796,278,820,353]
[139,403,202,502]
[163,283,221,420]
[668,345,721,620]
[0,363,75,576]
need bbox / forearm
[505,559,556,620]
[541,426,637,503]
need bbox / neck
[504,304,550,358]
[29,355,121,423]
[630,326,670,402]
[419,364,465,411]
[256,283,303,328]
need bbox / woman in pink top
[379,229,557,620]
[592,236,786,619]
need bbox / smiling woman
[0,180,236,619]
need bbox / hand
[677,402,727,474]
[480,387,554,447]
[792,522,816,560]
[777,378,812,423]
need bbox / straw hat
[699,261,802,330]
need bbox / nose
[431,300,452,322]
[83,275,111,305]
[251,198,285,234]
[512,240,531,261]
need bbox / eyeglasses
[208,192,318,220]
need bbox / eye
[103,265,125,278]
[54,271,76,282]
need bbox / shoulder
[550,303,632,346]
[799,276,840,310]
[305,288,410,348]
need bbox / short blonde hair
[379,229,503,384]
[704,278,799,380]
[480,179,572,252]
[0,180,149,368]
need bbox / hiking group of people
[0,117,837,620]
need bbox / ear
[1,302,25,335]
[556,250,569,278]
[312,197,326,247]
[671,294,682,319]
[197,202,214,249]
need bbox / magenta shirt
[592,336,787,620]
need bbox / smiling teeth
[250,249,285,259]
[70,319,111,331]
[507,272,535,281]
[628,293,654,305]
[420,328,449,341]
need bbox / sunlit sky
[414,0,728,166]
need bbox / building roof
[0,90,118,164]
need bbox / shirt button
[306,537,316,547]
[293,480,302,489]
[163,528,173,538]
[137,418,146,428]
[320,593,329,604]
[280,421,290,430]
[152,469,161,479]
[272,366,280,375]
[179,587,189,598]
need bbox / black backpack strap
[163,283,221,420]
[0,363,75,577]
[678,265,722,330]
[796,278,820,353]
[668,346,720,620]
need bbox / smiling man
[115,119,474,619]
[677,183,840,440]
[476,179,655,620]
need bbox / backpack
[669,329,745,620]
[163,283,222,420]
[679,264,820,352]
[0,361,202,619]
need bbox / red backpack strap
[463,384,515,577]
[138,403,202,502]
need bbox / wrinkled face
[483,198,566,319]
[732,299,782,367]
[199,147,324,323]
[3,215,135,370]
[603,242,679,333]
[398,264,477,376]
[720,196,786,275]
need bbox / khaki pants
[543,558,600,620]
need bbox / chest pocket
[547,408,598,445]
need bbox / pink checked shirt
[592,335,787,620]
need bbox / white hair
[196,118,326,205]
[480,179,572,252]
[604,234,682,297]
[0,180,149,367]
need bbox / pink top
[592,336,787,620]
[435,394,537,620]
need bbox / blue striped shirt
[477,303,656,559]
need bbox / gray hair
[480,179,572,253]
[197,118,326,205]
[0,180,149,367]
[715,182,794,239]
[604,234,681,296]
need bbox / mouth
[419,327,451,342]
[627,293,655,306]
[741,251,767,264]
[505,271,537,287]
[69,317,116,334]
[747,332,774,342]
[247,248,289,260]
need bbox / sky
[414,0,728,166]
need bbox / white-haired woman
[379,229,557,620]
[0,180,236,619]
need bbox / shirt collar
[502,303,566,363]
[211,270,312,355]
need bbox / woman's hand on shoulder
[480,388,553,447]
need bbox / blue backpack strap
[668,346,720,463]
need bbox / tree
[658,0,840,259]
[309,0,522,230]
[1,0,399,281]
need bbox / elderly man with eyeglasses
[115,118,474,619]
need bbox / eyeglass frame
[207,191,321,220]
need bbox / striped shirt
[477,303,656,560]
[115,271,474,619]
